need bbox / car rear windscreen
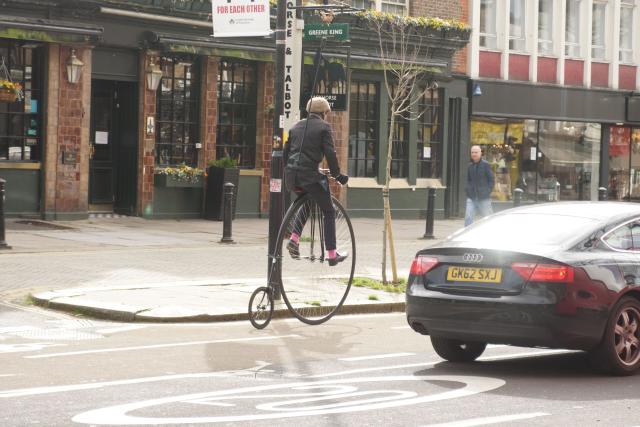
[451,214,599,246]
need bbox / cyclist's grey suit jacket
[284,113,341,190]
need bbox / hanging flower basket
[0,88,17,103]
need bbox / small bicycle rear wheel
[277,194,355,325]
[248,287,274,329]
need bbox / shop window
[538,0,554,55]
[0,41,42,162]
[620,1,634,63]
[348,80,378,177]
[537,121,601,201]
[591,1,607,60]
[217,60,257,168]
[416,89,442,179]
[156,57,199,166]
[480,0,498,49]
[509,0,526,51]
[388,85,409,178]
[565,0,582,57]
[608,127,640,201]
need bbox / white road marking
[0,374,16,378]
[0,326,39,334]
[0,343,66,354]
[424,412,550,426]
[0,373,230,398]
[72,375,506,425]
[485,344,507,349]
[95,325,148,334]
[339,353,415,362]
[25,335,301,359]
[478,349,574,362]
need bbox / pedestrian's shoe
[328,252,348,266]
[287,240,300,259]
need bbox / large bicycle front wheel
[277,194,355,325]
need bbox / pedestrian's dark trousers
[291,177,336,251]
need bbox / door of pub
[89,80,138,214]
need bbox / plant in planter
[205,157,240,220]
[154,163,205,187]
[0,79,21,103]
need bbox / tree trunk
[382,111,399,283]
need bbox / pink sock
[290,233,300,243]
[328,249,336,259]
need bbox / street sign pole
[268,0,287,300]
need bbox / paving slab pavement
[1,216,465,322]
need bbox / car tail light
[511,262,574,283]
[410,256,439,275]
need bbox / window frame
[538,0,555,55]
[479,0,498,49]
[0,41,43,162]
[416,88,443,179]
[155,56,200,167]
[509,0,527,52]
[216,59,258,169]
[348,79,379,178]
[591,0,608,60]
[601,217,640,252]
[619,1,635,63]
[565,0,582,58]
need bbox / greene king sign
[212,0,271,38]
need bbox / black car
[406,202,640,375]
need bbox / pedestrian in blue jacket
[465,145,494,226]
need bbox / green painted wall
[236,175,261,218]
[151,187,203,219]
[0,169,40,216]
[346,187,446,220]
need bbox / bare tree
[367,14,437,284]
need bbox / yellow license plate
[447,266,502,283]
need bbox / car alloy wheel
[613,305,640,367]
[589,296,640,375]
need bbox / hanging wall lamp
[66,49,84,84]
[146,58,163,91]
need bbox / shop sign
[303,23,349,41]
[212,0,271,38]
[627,96,640,123]
[301,60,348,111]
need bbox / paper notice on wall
[212,0,271,38]
[270,178,282,193]
[423,146,431,159]
[95,131,109,145]
[530,147,537,161]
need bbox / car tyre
[430,336,487,362]
[589,296,640,376]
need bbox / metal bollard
[513,188,524,207]
[598,187,607,201]
[0,179,10,250]
[422,187,436,239]
[220,182,235,243]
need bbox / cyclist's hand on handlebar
[336,174,349,185]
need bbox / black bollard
[513,188,524,207]
[422,187,436,239]
[0,179,10,250]
[220,182,235,243]
[598,187,607,201]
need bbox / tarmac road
[1,305,639,426]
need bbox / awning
[0,15,103,44]
[151,32,274,62]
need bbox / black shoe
[328,252,348,266]
[287,240,300,259]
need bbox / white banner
[212,0,271,38]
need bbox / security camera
[429,80,439,90]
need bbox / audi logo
[463,253,483,263]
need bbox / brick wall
[200,57,219,169]
[258,62,275,214]
[137,51,158,217]
[409,0,469,75]
[43,45,91,219]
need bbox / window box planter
[154,173,203,188]
[205,166,240,220]
[0,88,18,103]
